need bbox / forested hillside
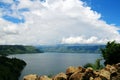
[37,44,105,53]
[0,45,43,55]
[0,56,26,80]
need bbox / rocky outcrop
[23,74,38,80]
[23,63,120,80]
[39,75,52,80]
[53,72,67,80]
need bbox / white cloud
[0,18,18,34]
[61,36,110,44]
[3,25,19,34]
[0,0,120,45]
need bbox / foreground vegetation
[0,45,43,56]
[101,41,120,65]
[84,59,103,70]
[0,56,26,80]
[84,41,120,70]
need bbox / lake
[8,53,102,80]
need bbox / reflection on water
[8,53,101,80]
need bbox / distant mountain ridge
[37,44,105,53]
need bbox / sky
[0,0,120,45]
[81,0,120,26]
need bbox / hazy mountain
[36,44,105,53]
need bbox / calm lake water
[8,53,102,80]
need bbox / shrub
[101,41,120,65]
[83,59,103,70]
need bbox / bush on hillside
[83,59,103,70]
[101,41,120,65]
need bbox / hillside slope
[0,45,43,55]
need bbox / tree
[83,59,103,70]
[101,41,120,65]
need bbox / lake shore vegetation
[0,56,26,80]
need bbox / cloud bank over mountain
[0,0,120,45]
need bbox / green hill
[0,45,43,55]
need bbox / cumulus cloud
[0,0,120,45]
[0,18,21,34]
[61,36,109,44]
[3,25,19,34]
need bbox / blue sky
[0,1,28,24]
[82,0,120,26]
[0,0,120,45]
[1,0,120,26]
